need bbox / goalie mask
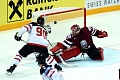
[71,24,80,36]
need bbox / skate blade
[6,71,12,76]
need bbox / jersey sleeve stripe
[88,27,97,36]
[50,71,55,78]
[24,26,29,31]
[64,40,73,45]
[28,24,32,29]
[91,29,97,35]
[46,68,52,76]
[62,41,71,48]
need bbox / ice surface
[0,10,120,80]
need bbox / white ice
[0,10,120,80]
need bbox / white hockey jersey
[41,65,64,80]
[17,22,49,47]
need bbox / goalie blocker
[50,42,104,63]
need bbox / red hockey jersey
[63,27,99,49]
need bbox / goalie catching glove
[14,32,22,41]
[97,30,108,38]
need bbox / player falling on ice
[36,53,65,80]
[49,24,108,63]
[6,14,62,75]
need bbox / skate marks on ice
[0,66,41,80]
[22,48,120,68]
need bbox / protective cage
[33,7,86,27]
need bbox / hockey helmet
[71,24,80,35]
[38,58,46,65]
[36,53,47,65]
[32,11,45,25]
[37,16,45,25]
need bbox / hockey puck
[54,21,57,24]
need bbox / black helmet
[37,17,45,25]
[36,53,47,65]
[38,59,46,64]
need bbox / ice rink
[0,10,120,80]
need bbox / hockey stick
[56,53,78,67]
[47,40,53,47]
[21,39,27,43]
[47,41,78,67]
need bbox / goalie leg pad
[54,46,81,63]
[95,47,104,60]
[50,42,66,53]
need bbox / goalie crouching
[50,24,108,63]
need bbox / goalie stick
[55,53,78,67]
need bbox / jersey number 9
[36,27,46,39]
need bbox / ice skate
[6,64,17,75]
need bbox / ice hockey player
[36,53,64,80]
[6,13,62,75]
[49,24,108,63]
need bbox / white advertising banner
[85,0,120,9]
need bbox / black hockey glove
[14,32,22,41]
